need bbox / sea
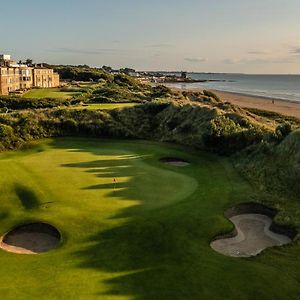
[162,73,300,103]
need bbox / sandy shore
[165,83,300,119]
[213,90,300,119]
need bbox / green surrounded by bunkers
[0,138,299,299]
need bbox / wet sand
[213,90,300,119]
[166,83,300,119]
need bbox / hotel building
[0,54,60,95]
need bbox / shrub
[0,96,70,110]
[151,85,172,98]
[203,90,221,102]
[61,119,78,134]
[275,122,292,141]
[203,116,264,154]
[0,124,18,149]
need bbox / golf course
[0,138,298,299]
[2,2,300,298]
[23,88,77,100]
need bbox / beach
[165,83,300,119]
[213,90,300,119]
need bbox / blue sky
[2,0,300,73]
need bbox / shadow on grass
[0,211,9,221]
[74,200,223,300]
[15,184,40,210]
[50,139,266,300]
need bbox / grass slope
[70,103,139,111]
[0,138,299,299]
[23,88,76,100]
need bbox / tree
[275,122,292,141]
[25,58,33,66]
[120,67,136,75]
[102,65,112,72]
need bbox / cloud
[291,47,300,54]
[185,57,207,63]
[151,53,161,58]
[222,58,238,64]
[241,58,271,64]
[248,50,269,55]
[225,57,270,65]
[223,56,297,65]
[52,47,120,55]
[146,43,173,48]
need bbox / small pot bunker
[0,222,61,255]
[160,157,190,167]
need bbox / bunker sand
[160,157,190,167]
[211,214,291,257]
[0,223,60,255]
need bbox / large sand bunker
[211,203,296,258]
[160,157,190,167]
[0,223,61,254]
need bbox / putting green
[0,138,298,299]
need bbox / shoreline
[212,90,300,119]
[211,89,300,105]
[164,84,300,119]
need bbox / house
[33,65,60,88]
[0,54,60,95]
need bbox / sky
[1,0,300,74]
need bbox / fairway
[23,88,76,99]
[0,138,299,299]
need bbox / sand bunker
[211,214,292,257]
[160,157,190,167]
[0,223,61,254]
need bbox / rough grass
[23,88,77,100]
[70,103,139,111]
[0,138,299,299]
[236,130,300,227]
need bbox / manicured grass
[0,138,299,299]
[70,103,139,110]
[23,88,76,99]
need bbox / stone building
[19,66,33,90]
[0,67,20,95]
[33,67,60,88]
[0,54,60,95]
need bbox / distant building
[33,66,60,88]
[0,54,12,63]
[0,54,60,95]
[181,71,187,79]
[19,65,34,90]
